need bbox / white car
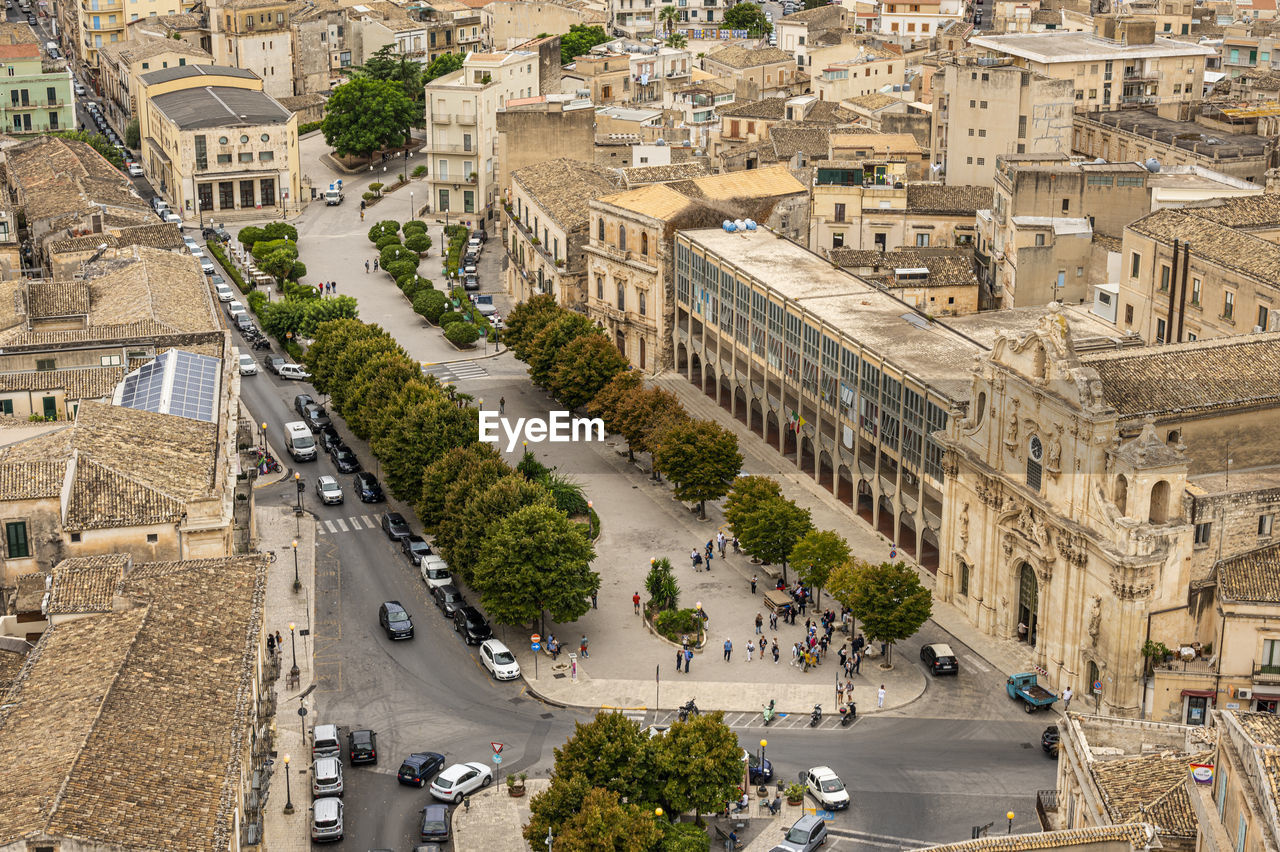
[315,475,344,505]
[279,363,312,381]
[802,765,849,810]
[162,211,182,226]
[237,354,257,375]
[479,639,520,680]
[215,282,234,302]
[127,163,143,177]
[420,554,452,589]
[467,235,482,250]
[430,762,493,803]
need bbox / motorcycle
[252,337,272,351]
[839,703,857,726]
[678,699,700,723]
[762,699,776,726]
[809,704,822,728]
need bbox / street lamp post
[291,539,300,592]
[282,754,294,814]
[294,472,303,511]
[260,421,267,453]
[545,828,553,851]
[1007,812,1015,834]
[587,500,594,538]
[410,190,414,222]
[288,621,299,681]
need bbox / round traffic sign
[492,754,504,764]
[531,642,541,651]
[531,634,541,643]
[1093,680,1103,692]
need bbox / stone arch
[1017,561,1038,646]
[799,434,816,474]
[818,450,834,491]
[1150,479,1171,524]
[690,352,704,389]
[765,409,781,448]
[703,364,716,400]
[1166,429,1181,446]
[1115,473,1128,516]
[676,341,688,374]
[733,385,748,426]
[877,496,895,538]
[782,419,797,459]
[750,399,765,438]
[898,511,917,558]
[718,374,732,411]
[836,464,854,506]
[856,480,873,523]
[919,527,939,575]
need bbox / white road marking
[335,518,349,532]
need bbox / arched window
[1115,474,1128,516]
[1027,435,1044,491]
[619,227,627,252]
[639,337,646,369]
[598,218,604,241]
[1150,479,1170,524]
[1087,661,1100,696]
[959,561,970,597]
[1166,429,1181,446]
[974,392,986,426]
[641,232,649,255]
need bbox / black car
[463,250,478,265]
[452,606,492,644]
[293,393,315,417]
[402,534,432,565]
[348,729,377,765]
[431,583,465,617]
[329,444,360,473]
[263,354,286,374]
[319,424,342,453]
[1042,725,1060,756]
[381,511,411,542]
[419,803,450,843]
[302,403,331,432]
[920,643,959,675]
[463,274,479,291]
[202,225,232,243]
[378,601,414,640]
[398,751,445,787]
[353,471,385,503]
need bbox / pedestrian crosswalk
[422,360,489,383]
[620,708,860,732]
[316,514,382,535]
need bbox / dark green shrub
[438,310,462,328]
[375,234,402,251]
[653,608,702,643]
[367,221,398,243]
[384,259,416,282]
[445,321,480,346]
[405,233,432,254]
[418,289,447,322]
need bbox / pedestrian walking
[676,647,684,673]
[579,635,589,657]
[364,259,369,273]
[684,647,693,673]
[1062,686,1074,712]
[772,642,780,664]
[754,612,763,634]
[759,636,768,657]
[750,575,758,594]
[267,632,276,657]
[691,549,700,570]
[706,540,714,559]
[845,681,854,703]
[746,640,754,662]
[275,630,283,649]
[717,531,726,556]
[768,611,777,630]
[724,638,733,662]
[591,591,598,609]
[706,549,713,569]
[853,651,861,674]
[877,684,886,708]
[499,396,505,415]
[836,682,844,704]
[633,591,641,614]
[331,281,338,295]
[838,645,847,668]
[791,643,800,666]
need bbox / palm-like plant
[659,4,680,36]
[645,558,680,612]
[665,31,688,48]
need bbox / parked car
[302,403,331,432]
[431,583,465,617]
[920,642,959,675]
[279,364,311,381]
[200,257,216,276]
[353,471,385,503]
[238,353,258,375]
[479,639,520,680]
[467,235,482,250]
[315,475,344,505]
[452,606,492,644]
[215,282,234,302]
[429,762,493,803]
[419,803,450,843]
[775,814,827,852]
[381,511,411,542]
[312,756,344,798]
[318,424,342,452]
[202,224,232,243]
[462,260,477,275]
[348,728,378,764]
[402,534,432,565]
[312,723,341,759]
[744,749,773,784]
[378,600,414,640]
[127,163,143,177]
[397,751,445,787]
[263,354,286,374]
[801,766,849,810]
[1042,725,1060,756]
[329,443,360,473]
[310,797,343,843]
[420,555,451,589]
[463,274,479,291]
[294,393,316,416]
[73,81,86,95]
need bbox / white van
[285,421,317,461]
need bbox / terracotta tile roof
[12,570,46,611]
[779,3,846,24]
[846,92,902,111]
[1218,543,1280,602]
[1184,193,1280,229]
[0,555,267,850]
[718,97,856,123]
[671,164,807,201]
[511,158,623,232]
[706,45,796,68]
[1080,332,1280,418]
[6,137,152,225]
[0,22,39,44]
[45,554,130,614]
[1127,205,1280,282]
[0,648,24,692]
[1089,751,1209,835]
[0,43,38,59]
[769,125,832,158]
[620,162,710,187]
[0,460,67,500]
[829,248,979,287]
[596,183,694,220]
[26,280,89,318]
[96,34,212,66]
[0,365,125,401]
[918,824,1157,852]
[1238,711,1280,745]
[65,457,186,531]
[907,184,993,213]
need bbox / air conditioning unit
[1238,687,1253,701]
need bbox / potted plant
[507,772,527,797]
[785,783,805,806]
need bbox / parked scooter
[678,699,700,723]
[762,699,776,726]
[839,703,857,726]
[809,703,822,727]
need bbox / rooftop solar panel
[113,349,221,423]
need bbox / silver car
[315,475,344,505]
[310,797,343,842]
[775,814,828,852]
[312,756,344,798]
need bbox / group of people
[319,281,339,296]
[540,634,590,660]
[690,532,740,571]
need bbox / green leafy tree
[436,454,515,555]
[125,117,140,149]
[735,495,812,582]
[553,788,665,852]
[238,225,267,248]
[445,321,480,346]
[260,295,358,340]
[839,560,932,665]
[355,44,425,120]
[380,243,418,269]
[559,24,611,64]
[660,822,712,852]
[385,259,417,282]
[438,310,462,328]
[723,475,782,536]
[369,389,478,502]
[403,219,427,234]
[645,558,680,611]
[658,4,680,34]
[653,713,744,822]
[527,313,599,388]
[321,77,417,159]
[368,221,399,242]
[424,51,465,82]
[338,353,420,438]
[263,222,298,241]
[549,333,630,410]
[375,234,402,251]
[789,529,850,609]
[651,420,742,519]
[516,450,551,482]
[417,444,503,531]
[327,334,406,405]
[405,233,432,253]
[418,289,448,322]
[472,504,598,628]
[617,387,689,468]
[52,131,123,169]
[541,471,588,516]
[260,248,303,285]
[723,2,772,34]
[505,294,563,360]
[437,475,554,585]
[305,319,389,395]
[587,370,643,436]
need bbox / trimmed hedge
[445,321,480,346]
[207,241,251,293]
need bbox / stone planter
[507,784,526,798]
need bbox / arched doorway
[718,374,732,411]
[919,528,939,574]
[1017,562,1038,646]
[817,451,833,491]
[898,512,917,557]
[703,365,716,399]
[836,465,854,506]
[676,342,688,373]
[750,399,765,437]
[734,386,748,425]
[856,480,873,523]
[877,496,895,538]
[765,409,781,448]
[799,435,816,474]
[690,353,703,389]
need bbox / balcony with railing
[431,112,452,125]
[1254,663,1280,683]
[456,112,477,125]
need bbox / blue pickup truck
[1007,672,1058,713]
